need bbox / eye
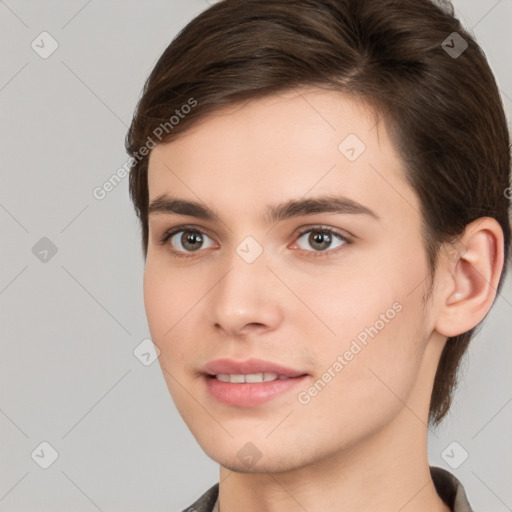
[292,226,350,256]
[159,226,216,257]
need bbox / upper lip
[202,358,307,377]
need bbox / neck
[217,410,450,512]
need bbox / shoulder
[430,465,476,512]
[180,482,219,512]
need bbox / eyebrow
[148,194,380,223]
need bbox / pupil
[183,231,202,251]
[311,231,331,250]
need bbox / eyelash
[158,224,352,259]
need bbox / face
[144,87,442,474]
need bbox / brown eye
[161,227,216,256]
[308,231,333,251]
[180,230,204,252]
[294,227,348,254]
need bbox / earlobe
[435,217,504,338]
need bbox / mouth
[201,357,306,378]
[206,372,306,383]
[200,357,309,407]
[202,371,309,407]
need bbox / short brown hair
[126,0,511,425]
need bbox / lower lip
[204,375,309,407]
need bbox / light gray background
[1,1,511,510]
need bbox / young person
[125,1,511,510]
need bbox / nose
[206,247,285,338]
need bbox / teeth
[215,372,284,383]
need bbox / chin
[202,440,318,475]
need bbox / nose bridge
[208,234,283,334]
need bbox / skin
[144,86,503,512]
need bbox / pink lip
[201,358,309,407]
[204,374,309,407]
[201,358,306,377]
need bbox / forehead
[147,87,419,223]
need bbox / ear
[434,217,505,338]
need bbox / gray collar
[182,465,475,512]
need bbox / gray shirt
[180,466,475,512]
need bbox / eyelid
[158,223,214,244]
[292,224,353,241]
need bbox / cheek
[321,242,426,339]
[291,249,428,419]
[282,262,402,344]
[294,301,426,444]
[143,261,203,414]
[142,258,200,360]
